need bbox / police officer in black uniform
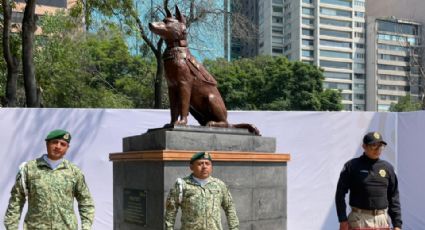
[335,131,402,230]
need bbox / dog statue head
[148,6,187,45]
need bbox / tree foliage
[204,56,342,111]
[389,94,422,112]
[34,11,156,108]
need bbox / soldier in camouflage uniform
[4,129,95,230]
[165,151,239,230]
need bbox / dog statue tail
[231,123,260,136]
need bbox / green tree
[35,11,155,108]
[319,88,343,111]
[22,0,40,107]
[205,56,342,111]
[389,94,422,112]
[1,0,20,107]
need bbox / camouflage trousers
[347,208,390,230]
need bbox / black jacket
[335,154,402,228]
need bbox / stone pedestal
[110,126,290,230]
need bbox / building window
[354,11,365,17]
[355,53,365,59]
[354,94,365,100]
[323,82,352,90]
[377,20,418,35]
[320,18,352,28]
[303,39,314,46]
[377,34,416,45]
[272,47,284,53]
[377,44,408,52]
[273,6,283,13]
[320,39,352,48]
[344,104,353,111]
[11,12,24,23]
[320,60,352,69]
[355,63,365,69]
[272,36,283,44]
[284,44,292,51]
[321,0,352,7]
[354,73,365,79]
[354,0,365,7]
[303,18,314,25]
[354,104,365,111]
[354,83,365,90]
[378,54,408,62]
[321,50,352,59]
[355,22,365,28]
[354,32,364,38]
[302,29,314,36]
[378,84,409,92]
[379,74,406,81]
[342,93,352,100]
[378,64,407,71]
[320,29,352,38]
[355,43,365,48]
[302,49,314,57]
[320,7,352,18]
[272,16,283,23]
[273,0,283,4]
[303,0,313,4]
[325,71,352,80]
[302,7,314,16]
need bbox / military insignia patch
[373,132,380,139]
[63,133,70,140]
[204,152,210,158]
[379,169,386,177]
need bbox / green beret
[45,129,71,143]
[190,151,212,163]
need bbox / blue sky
[91,0,226,62]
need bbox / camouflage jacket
[4,156,95,230]
[164,175,239,230]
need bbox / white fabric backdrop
[397,111,425,229]
[0,109,423,229]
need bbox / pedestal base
[111,127,289,230]
[110,150,289,230]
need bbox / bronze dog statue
[149,6,259,135]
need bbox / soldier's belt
[351,207,386,216]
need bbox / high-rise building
[366,0,425,111]
[225,0,259,60]
[365,17,423,111]
[257,0,367,111]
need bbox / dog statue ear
[175,5,186,24]
[165,7,172,18]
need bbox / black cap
[363,132,387,145]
